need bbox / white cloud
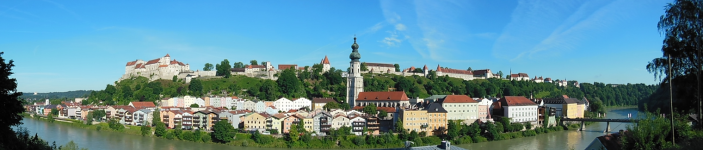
[381,31,402,47]
[395,23,407,31]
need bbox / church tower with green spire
[346,36,364,108]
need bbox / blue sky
[1,0,670,93]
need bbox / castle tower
[321,55,331,72]
[423,65,428,77]
[346,36,364,108]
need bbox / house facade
[439,95,478,121]
[499,96,539,124]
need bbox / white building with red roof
[438,95,479,122]
[121,54,214,81]
[499,96,538,124]
[321,55,331,72]
[436,64,475,81]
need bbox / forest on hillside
[83,63,657,107]
[20,90,92,101]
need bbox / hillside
[83,67,657,107]
[21,90,93,101]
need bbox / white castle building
[121,54,214,81]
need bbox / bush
[141,125,151,136]
[522,130,537,137]
[165,131,175,139]
[180,131,194,141]
[454,136,472,144]
[154,122,166,137]
[201,132,212,143]
[473,136,488,143]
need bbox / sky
[0,0,671,93]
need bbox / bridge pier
[604,122,611,133]
[579,121,585,131]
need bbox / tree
[394,64,400,72]
[360,62,368,71]
[92,110,106,122]
[288,124,299,142]
[363,104,377,115]
[172,75,178,82]
[47,114,54,122]
[59,140,88,150]
[203,63,214,71]
[378,110,388,118]
[277,69,301,98]
[51,109,59,116]
[409,130,419,141]
[193,129,202,142]
[189,79,203,96]
[250,60,258,66]
[323,102,340,110]
[190,104,199,108]
[155,122,167,137]
[213,119,235,143]
[216,59,232,78]
[233,62,245,68]
[141,124,151,136]
[395,120,404,132]
[152,109,161,127]
[467,67,472,71]
[85,112,93,125]
[646,0,703,120]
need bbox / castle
[120,54,214,81]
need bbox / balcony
[321,124,331,127]
[368,126,380,130]
[421,124,429,128]
[321,128,330,132]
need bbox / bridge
[561,118,639,132]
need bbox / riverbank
[25,113,590,149]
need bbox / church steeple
[349,36,361,62]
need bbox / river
[19,107,639,150]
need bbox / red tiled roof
[437,65,473,75]
[146,58,160,65]
[562,95,569,99]
[126,61,137,66]
[288,109,298,113]
[159,65,168,68]
[246,65,266,69]
[131,102,156,109]
[134,63,144,69]
[357,91,409,101]
[473,69,491,75]
[499,96,537,106]
[364,62,394,67]
[272,113,287,119]
[511,73,529,77]
[321,55,330,64]
[278,64,298,70]
[259,113,270,118]
[442,95,478,103]
[165,53,170,57]
[423,65,428,70]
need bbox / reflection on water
[20,107,640,150]
[456,107,639,150]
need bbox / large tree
[0,52,23,148]
[203,63,214,71]
[646,0,703,120]
[189,79,203,96]
[212,120,235,143]
[216,59,232,78]
[276,69,301,98]
[250,60,258,66]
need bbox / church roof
[357,91,409,101]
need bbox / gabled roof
[44,105,57,109]
[499,96,537,106]
[321,55,330,64]
[427,103,447,113]
[246,65,266,69]
[165,53,170,57]
[357,91,409,101]
[440,95,478,103]
[126,60,138,66]
[364,62,394,67]
[278,64,298,70]
[436,65,473,75]
[312,98,336,104]
[130,102,156,109]
[146,58,160,65]
[271,113,287,119]
[472,69,491,75]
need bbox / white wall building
[499,96,539,124]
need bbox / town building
[400,109,428,133]
[498,96,539,124]
[438,95,478,122]
[312,98,337,110]
[355,91,411,108]
[427,103,448,136]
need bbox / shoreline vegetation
[26,113,591,149]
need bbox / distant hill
[21,90,93,101]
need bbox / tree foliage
[216,59,232,78]
[213,119,236,143]
[155,122,167,137]
[203,63,214,71]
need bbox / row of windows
[444,104,478,108]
